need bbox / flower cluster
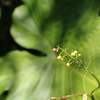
[52,46,81,67]
[51,46,100,100]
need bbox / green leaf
[1,0,100,100]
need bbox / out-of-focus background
[0,0,23,57]
[0,0,22,99]
[0,0,100,100]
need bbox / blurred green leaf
[1,0,100,100]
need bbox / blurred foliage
[1,0,100,100]
[0,0,23,99]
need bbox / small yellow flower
[78,53,81,56]
[61,58,63,60]
[66,63,70,67]
[74,50,78,54]
[71,52,76,56]
[57,56,62,60]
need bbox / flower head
[78,53,81,56]
[66,63,70,67]
[57,56,63,60]
[71,52,76,56]
[52,48,58,52]
[74,50,78,54]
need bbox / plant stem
[57,47,100,100]
[78,60,100,100]
[48,94,91,100]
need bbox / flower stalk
[51,46,100,100]
[48,94,91,100]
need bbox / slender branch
[52,47,100,100]
[78,60,100,99]
[48,94,92,100]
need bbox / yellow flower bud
[78,53,81,56]
[71,52,75,56]
[66,63,70,67]
[74,50,78,54]
[57,56,62,60]
[61,58,63,60]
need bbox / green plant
[1,0,100,100]
[48,46,100,100]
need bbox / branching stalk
[78,59,100,99]
[48,94,91,100]
[51,47,100,100]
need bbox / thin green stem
[58,47,75,59]
[78,60,100,100]
[57,47,100,100]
